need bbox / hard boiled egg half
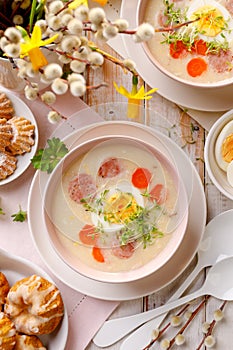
[187,0,233,43]
[215,120,233,187]
[91,180,144,232]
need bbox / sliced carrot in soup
[131,167,152,189]
[169,41,188,59]
[92,246,105,263]
[187,57,208,77]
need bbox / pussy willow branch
[55,0,74,16]
[0,12,13,27]
[44,46,88,63]
[10,1,22,20]
[88,44,138,76]
[143,303,190,350]
[166,296,210,350]
[196,300,227,350]
[83,18,201,35]
[45,45,137,76]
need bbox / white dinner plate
[0,91,38,186]
[28,121,206,301]
[121,0,233,112]
[0,248,68,349]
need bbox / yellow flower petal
[133,85,145,99]
[144,88,158,96]
[28,47,48,71]
[39,33,59,47]
[93,0,108,5]
[31,25,42,44]
[113,82,131,98]
[68,0,88,9]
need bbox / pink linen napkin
[0,89,119,350]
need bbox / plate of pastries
[0,91,38,185]
[0,249,68,349]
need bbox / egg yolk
[104,192,140,224]
[222,133,233,162]
[191,5,226,37]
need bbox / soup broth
[49,139,184,273]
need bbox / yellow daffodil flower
[18,25,58,71]
[68,0,107,9]
[114,82,157,100]
[114,79,157,119]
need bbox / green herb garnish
[31,137,69,174]
[11,205,27,222]
[81,188,164,248]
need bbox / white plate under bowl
[120,0,233,112]
[0,248,68,349]
[43,135,188,284]
[28,121,206,301]
[0,91,38,186]
[204,109,233,200]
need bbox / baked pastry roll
[0,272,10,307]
[4,274,64,335]
[0,312,16,350]
[14,334,46,350]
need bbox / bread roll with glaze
[4,275,64,335]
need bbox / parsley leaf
[11,206,27,222]
[31,137,69,174]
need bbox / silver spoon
[118,209,233,350]
[93,210,233,348]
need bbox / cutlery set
[93,210,233,348]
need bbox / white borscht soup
[143,0,233,84]
[48,139,186,273]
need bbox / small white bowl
[204,109,233,200]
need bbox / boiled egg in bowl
[215,120,233,187]
[91,180,144,232]
[187,0,233,43]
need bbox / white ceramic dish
[0,91,38,186]
[204,109,233,200]
[43,135,188,283]
[28,121,206,301]
[120,0,233,112]
[139,0,233,89]
[0,248,68,349]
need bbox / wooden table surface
[85,2,233,349]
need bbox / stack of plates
[28,121,206,301]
